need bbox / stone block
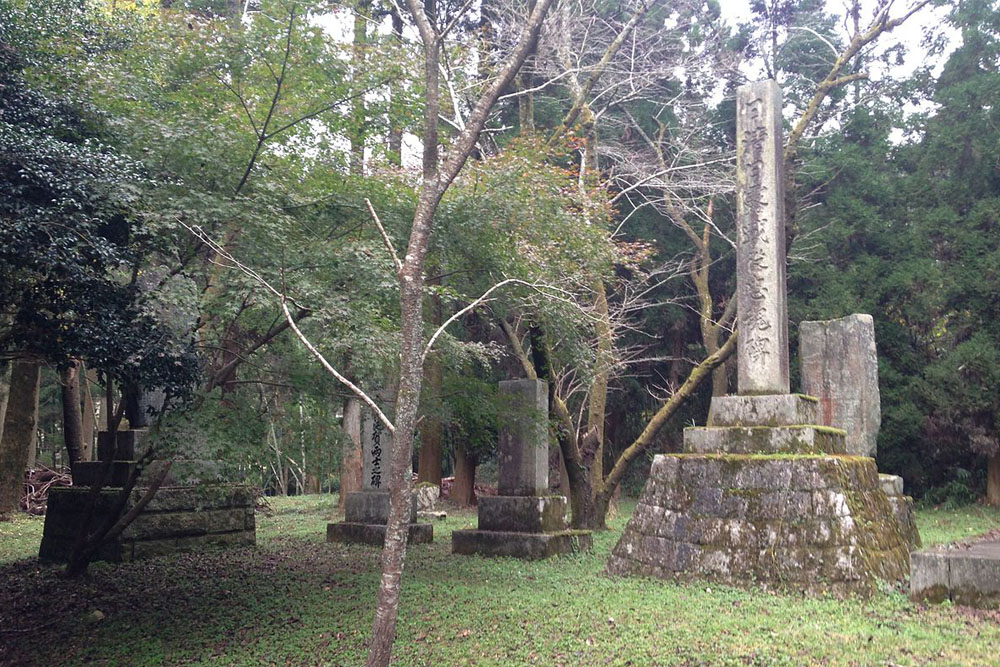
[497,379,549,496]
[326,522,433,547]
[97,430,147,461]
[477,495,568,533]
[414,484,439,511]
[362,405,393,492]
[879,474,904,496]
[709,394,819,427]
[451,529,592,560]
[684,425,846,455]
[344,490,417,524]
[910,550,951,603]
[72,461,137,487]
[886,494,921,549]
[950,548,1000,609]
[800,314,881,457]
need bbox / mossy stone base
[326,522,433,546]
[39,485,256,563]
[684,425,847,455]
[607,454,910,597]
[452,529,592,559]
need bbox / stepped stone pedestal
[607,395,911,595]
[41,430,255,564]
[452,380,592,559]
[327,405,433,546]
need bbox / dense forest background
[1,0,998,516]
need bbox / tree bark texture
[417,286,443,486]
[349,0,369,176]
[81,366,97,462]
[451,441,475,506]
[339,396,363,508]
[62,360,86,466]
[0,362,10,466]
[0,361,41,514]
[988,453,1000,508]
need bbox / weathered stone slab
[97,429,148,461]
[684,425,846,455]
[800,314,881,457]
[451,529,592,559]
[344,490,417,524]
[326,521,433,547]
[414,484,439,511]
[498,379,549,496]
[709,394,818,427]
[130,530,255,560]
[911,542,1000,609]
[736,80,789,395]
[477,496,568,533]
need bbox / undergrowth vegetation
[1,497,998,665]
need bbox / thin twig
[365,199,403,274]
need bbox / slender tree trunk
[0,361,41,514]
[81,366,97,461]
[350,0,370,175]
[586,279,611,510]
[451,442,475,505]
[62,360,86,465]
[417,284,443,486]
[387,7,404,166]
[339,396,363,508]
[0,362,10,461]
[988,453,1000,508]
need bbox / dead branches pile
[21,466,72,515]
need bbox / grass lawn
[1,496,998,666]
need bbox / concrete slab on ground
[911,540,1000,609]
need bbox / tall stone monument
[607,81,912,596]
[452,379,592,559]
[327,401,433,546]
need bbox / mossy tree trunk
[451,442,475,506]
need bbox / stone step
[684,425,847,455]
[709,394,819,428]
[477,495,568,533]
[911,542,1000,609]
[452,529,592,559]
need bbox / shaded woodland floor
[1,496,999,666]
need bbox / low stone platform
[452,529,592,559]
[911,540,1000,609]
[452,495,592,559]
[327,489,433,546]
[607,453,910,596]
[326,521,433,546]
[39,485,256,563]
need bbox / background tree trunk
[451,442,475,505]
[0,361,41,514]
[62,360,86,465]
[988,453,1000,508]
[0,362,10,460]
[81,366,97,461]
[417,285,443,486]
[339,396,362,508]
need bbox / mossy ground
[0,497,998,665]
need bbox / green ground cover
[1,496,998,666]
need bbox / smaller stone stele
[328,404,433,547]
[452,379,592,559]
